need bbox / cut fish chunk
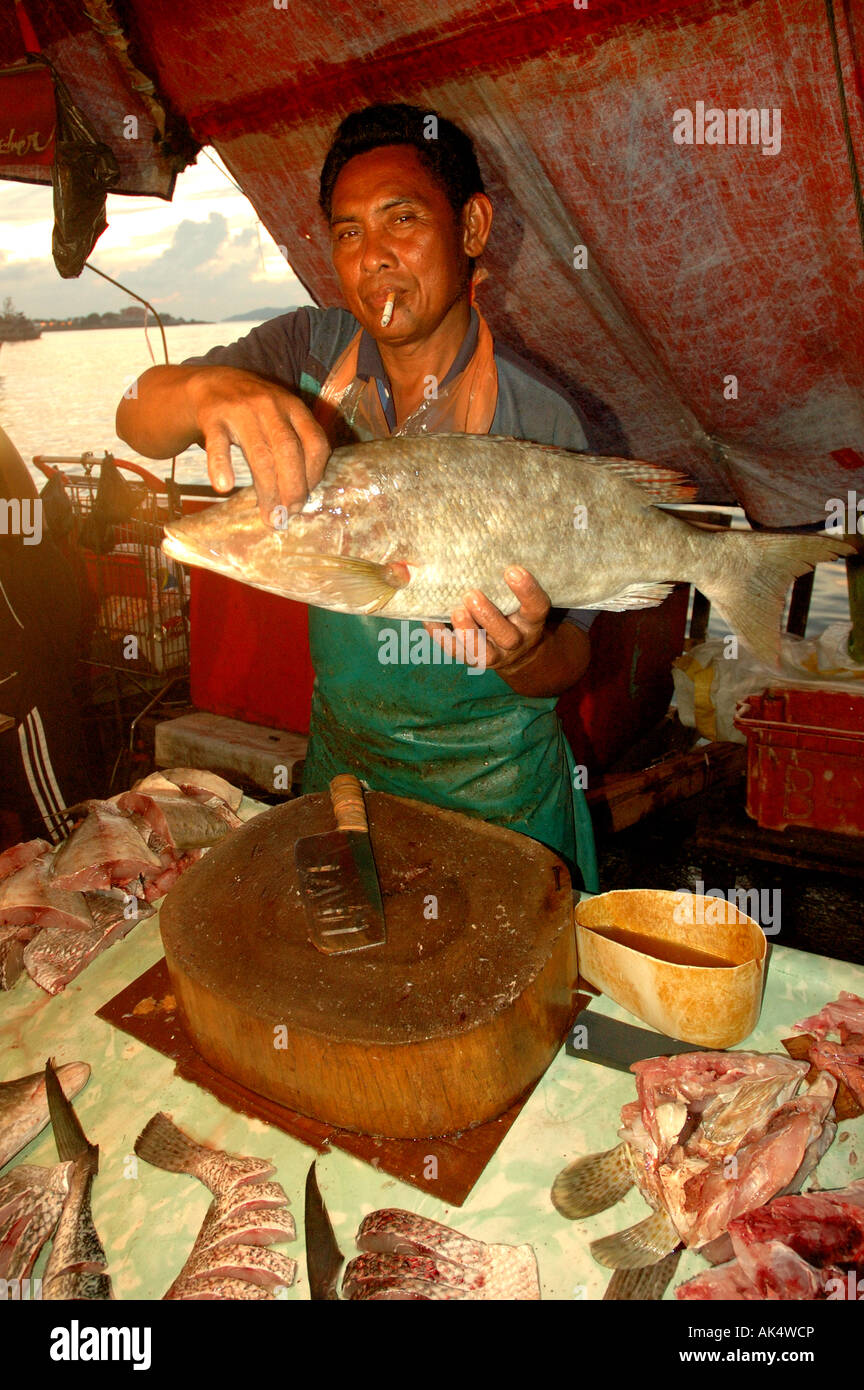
[51,803,162,891]
[160,768,243,812]
[166,1274,272,1300]
[114,791,240,851]
[350,1209,540,1300]
[0,839,52,882]
[23,910,141,995]
[181,1242,297,1288]
[0,853,93,932]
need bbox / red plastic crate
[734,688,864,837]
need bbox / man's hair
[319,103,485,222]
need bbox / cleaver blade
[294,775,386,955]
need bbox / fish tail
[134,1112,205,1178]
[551,1142,636,1219]
[134,1113,276,1194]
[590,1208,681,1270]
[702,531,853,666]
[603,1247,683,1300]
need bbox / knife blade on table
[305,1161,343,1300]
[294,774,386,955]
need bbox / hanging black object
[50,70,120,278]
[78,457,146,553]
[39,471,74,538]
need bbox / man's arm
[116,363,330,520]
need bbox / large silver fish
[162,435,850,664]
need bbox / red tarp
[1,0,862,522]
[0,64,54,167]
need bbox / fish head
[162,462,406,612]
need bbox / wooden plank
[154,711,307,794]
[587,742,746,834]
[690,805,864,879]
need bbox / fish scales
[162,435,851,666]
[42,1154,112,1300]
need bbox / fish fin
[590,1209,681,1269]
[134,1111,200,1175]
[603,1247,682,1300]
[551,1143,635,1218]
[484,439,697,503]
[278,556,404,614]
[583,582,675,612]
[705,532,854,666]
[599,460,698,503]
[44,1058,98,1171]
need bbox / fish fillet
[350,1209,540,1300]
[0,853,93,932]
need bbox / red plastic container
[189,569,314,734]
[734,688,864,837]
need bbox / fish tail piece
[551,1142,635,1219]
[706,531,854,667]
[590,1209,681,1269]
[134,1112,203,1178]
[603,1247,683,1300]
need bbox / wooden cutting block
[160,792,575,1139]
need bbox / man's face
[328,144,478,344]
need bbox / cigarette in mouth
[380,292,395,328]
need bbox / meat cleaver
[294,774,386,955]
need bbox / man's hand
[116,364,331,523]
[423,567,591,696]
[425,566,548,672]
[187,367,330,522]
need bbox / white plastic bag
[673,623,864,743]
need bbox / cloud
[0,151,314,321]
[0,209,311,320]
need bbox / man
[117,104,599,888]
[0,426,94,848]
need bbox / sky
[0,148,313,322]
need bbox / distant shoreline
[35,316,206,333]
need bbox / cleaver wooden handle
[329,774,369,834]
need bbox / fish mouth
[162,529,242,581]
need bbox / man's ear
[462,194,493,258]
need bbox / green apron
[303,611,599,891]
